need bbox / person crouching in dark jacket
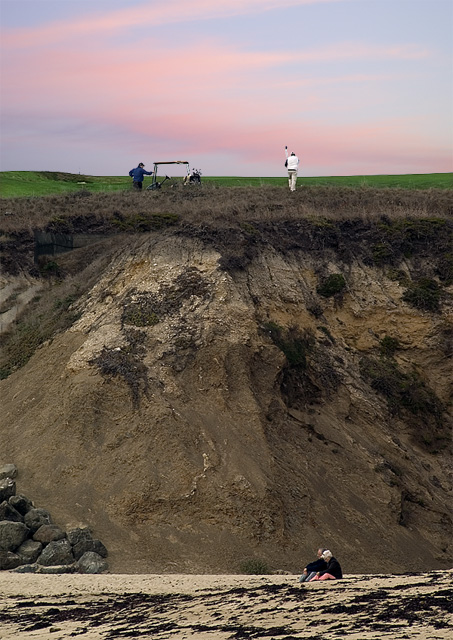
[299,548,328,582]
[308,550,342,581]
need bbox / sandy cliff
[1,200,452,574]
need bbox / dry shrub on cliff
[263,324,341,408]
[402,278,443,312]
[360,355,447,451]
[4,185,451,279]
[239,558,273,575]
[1,186,451,278]
[89,328,149,409]
[0,185,452,234]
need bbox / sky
[0,0,452,177]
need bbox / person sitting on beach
[308,549,343,581]
[299,548,328,583]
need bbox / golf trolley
[184,168,202,185]
[146,160,190,190]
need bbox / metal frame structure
[147,161,190,190]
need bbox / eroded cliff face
[1,228,451,574]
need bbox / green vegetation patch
[372,242,395,265]
[239,558,273,575]
[112,211,179,231]
[316,273,346,298]
[239,222,259,235]
[263,323,340,409]
[386,268,408,283]
[0,171,131,197]
[376,218,450,262]
[436,253,453,285]
[39,258,62,277]
[38,171,94,184]
[122,293,160,328]
[2,171,451,198]
[402,278,443,312]
[318,325,336,344]
[360,355,446,451]
[379,335,400,358]
[360,356,438,416]
[263,322,312,369]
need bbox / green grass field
[0,170,451,198]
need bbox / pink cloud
[2,36,444,173]
[4,100,451,175]
[15,94,448,175]
[1,36,429,114]
[1,1,448,176]
[2,0,343,49]
[294,42,431,62]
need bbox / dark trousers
[133,181,143,190]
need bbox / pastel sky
[1,0,452,176]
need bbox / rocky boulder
[0,501,24,523]
[0,477,16,502]
[24,508,52,533]
[73,538,108,560]
[67,526,92,547]
[0,550,22,570]
[16,539,43,564]
[37,539,74,566]
[0,521,29,551]
[77,551,108,574]
[9,495,33,516]
[0,469,108,574]
[33,524,66,545]
[0,464,17,480]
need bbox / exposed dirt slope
[1,216,452,574]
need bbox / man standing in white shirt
[285,146,299,191]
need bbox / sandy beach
[0,570,451,639]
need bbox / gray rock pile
[0,464,108,574]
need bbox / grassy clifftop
[1,170,452,197]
